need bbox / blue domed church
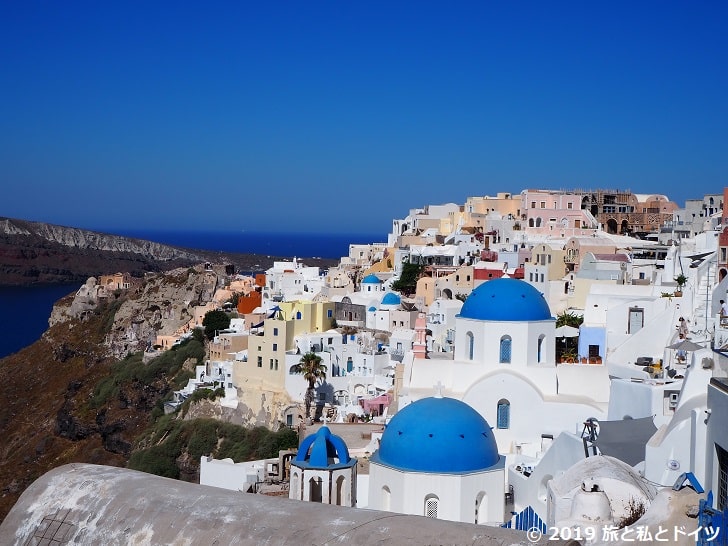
[368,395,505,524]
[289,425,357,507]
[402,278,609,459]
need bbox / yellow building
[276,301,336,336]
[233,300,335,392]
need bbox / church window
[466,332,474,360]
[537,334,545,363]
[497,399,510,429]
[499,336,512,363]
[296,311,302,320]
[347,358,353,373]
[290,472,299,499]
[382,486,391,511]
[475,491,488,524]
[335,475,346,506]
[309,477,323,503]
[424,495,439,518]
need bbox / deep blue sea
[0,284,78,359]
[0,231,382,359]
[107,230,384,260]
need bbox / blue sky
[1,2,726,236]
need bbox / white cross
[434,380,444,398]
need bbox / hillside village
[19,187,728,544]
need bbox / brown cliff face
[0,305,130,521]
[0,286,211,522]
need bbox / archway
[382,486,391,511]
[335,475,346,505]
[475,491,488,524]
[309,477,323,502]
[424,494,439,518]
[466,331,475,360]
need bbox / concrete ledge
[0,463,554,545]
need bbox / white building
[368,395,505,525]
[262,259,324,304]
[401,278,610,458]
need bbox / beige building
[235,317,293,391]
[564,236,617,272]
[234,300,335,392]
[99,272,131,291]
[209,332,249,361]
[435,265,476,301]
[463,193,521,227]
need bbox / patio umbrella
[555,325,579,337]
[666,340,704,351]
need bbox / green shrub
[187,419,220,460]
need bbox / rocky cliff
[0,217,208,285]
[0,266,299,522]
[0,217,336,285]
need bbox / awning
[555,325,579,337]
[593,417,657,466]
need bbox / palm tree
[674,273,688,295]
[292,352,327,420]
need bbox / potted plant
[674,274,688,297]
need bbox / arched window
[346,358,353,373]
[499,336,512,363]
[296,311,302,320]
[537,334,545,363]
[382,486,391,511]
[424,494,439,518]
[309,477,323,502]
[528,218,534,228]
[466,331,474,360]
[336,475,346,506]
[290,472,299,500]
[475,491,488,524]
[497,399,510,429]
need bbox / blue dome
[381,292,401,306]
[459,278,552,321]
[361,274,382,284]
[372,397,499,473]
[294,426,355,469]
[368,306,377,312]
